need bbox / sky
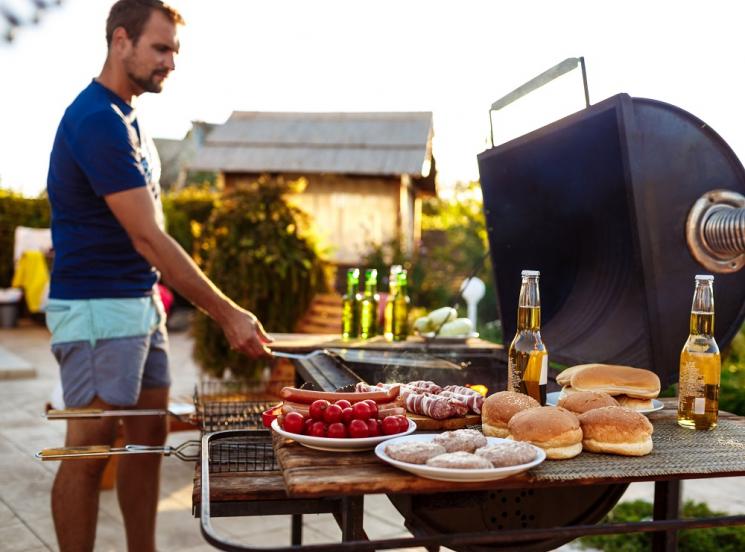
[2,0,745,197]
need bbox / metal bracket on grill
[687,189,745,273]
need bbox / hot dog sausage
[279,385,399,404]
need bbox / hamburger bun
[615,395,654,411]
[558,391,619,414]
[508,406,582,460]
[578,406,653,456]
[481,391,540,438]
[570,364,660,399]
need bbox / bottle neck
[517,276,540,331]
[365,280,377,295]
[690,281,714,336]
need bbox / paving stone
[0,519,47,552]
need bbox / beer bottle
[384,265,402,341]
[341,268,360,340]
[507,270,548,405]
[391,269,411,342]
[677,275,721,430]
[359,269,380,339]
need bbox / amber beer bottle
[677,275,721,430]
[341,268,360,340]
[507,270,548,405]
[359,269,380,340]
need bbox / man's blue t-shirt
[47,80,163,299]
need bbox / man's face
[123,10,180,94]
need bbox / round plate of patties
[375,433,545,482]
[546,392,664,414]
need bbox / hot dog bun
[578,406,653,456]
[507,406,582,460]
[568,364,660,399]
[481,391,540,438]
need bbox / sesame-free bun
[570,364,660,399]
[481,391,540,438]
[579,406,653,456]
[507,406,582,460]
[558,391,619,414]
[615,395,654,411]
[556,364,593,387]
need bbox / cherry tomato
[396,415,410,433]
[363,399,378,418]
[309,421,327,437]
[334,399,352,410]
[302,418,313,435]
[352,401,372,421]
[366,418,380,437]
[323,404,343,424]
[381,416,401,435]
[341,407,354,424]
[282,411,305,434]
[309,399,330,421]
[327,422,347,439]
[348,418,369,438]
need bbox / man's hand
[221,306,274,359]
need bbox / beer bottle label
[694,397,706,415]
[540,355,548,385]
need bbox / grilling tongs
[36,441,200,462]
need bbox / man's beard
[128,69,167,93]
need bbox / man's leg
[52,397,118,552]
[117,386,169,552]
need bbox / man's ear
[110,26,131,55]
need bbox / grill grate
[207,433,278,473]
[194,378,291,473]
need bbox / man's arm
[104,186,272,358]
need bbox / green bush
[0,189,50,287]
[191,176,327,379]
[363,181,498,334]
[579,499,745,552]
[162,185,218,261]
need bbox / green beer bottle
[359,269,379,340]
[341,268,360,340]
[384,265,402,341]
[391,269,410,342]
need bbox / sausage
[279,385,399,404]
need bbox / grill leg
[291,514,303,545]
[333,496,367,541]
[652,479,681,552]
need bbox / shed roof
[189,111,433,177]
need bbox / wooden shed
[188,111,436,266]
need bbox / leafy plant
[161,184,218,262]
[191,176,327,379]
[0,188,50,287]
[579,499,745,552]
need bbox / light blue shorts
[46,296,170,407]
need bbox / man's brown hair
[106,0,184,48]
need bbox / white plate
[545,391,664,414]
[271,418,417,452]
[418,331,479,343]
[374,434,545,482]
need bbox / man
[46,2,272,550]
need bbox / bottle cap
[521,270,540,277]
[695,274,714,281]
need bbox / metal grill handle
[686,189,745,273]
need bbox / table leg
[652,480,681,552]
[333,496,367,541]
[291,514,303,545]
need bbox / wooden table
[195,397,745,552]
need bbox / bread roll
[481,391,540,438]
[507,406,582,460]
[615,395,654,411]
[558,391,619,414]
[570,364,660,399]
[578,406,653,456]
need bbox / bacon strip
[439,390,484,414]
[407,380,443,394]
[404,392,467,419]
[442,385,481,397]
